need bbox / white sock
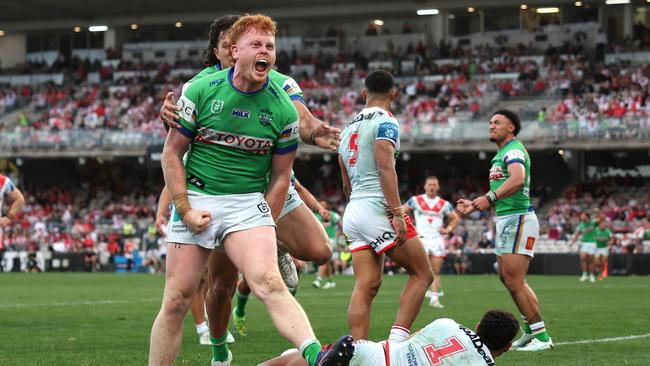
[430,292,439,302]
[530,321,546,335]
[196,321,209,335]
[388,324,410,342]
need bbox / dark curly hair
[477,310,519,351]
[203,15,241,67]
[492,109,521,136]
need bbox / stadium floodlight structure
[88,25,108,32]
[605,0,630,4]
[417,9,439,15]
[536,7,560,13]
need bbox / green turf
[0,273,649,365]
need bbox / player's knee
[162,289,192,317]
[420,268,434,286]
[210,279,236,302]
[251,271,286,300]
[501,274,524,290]
[312,244,333,265]
[357,277,382,297]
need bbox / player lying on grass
[259,310,519,366]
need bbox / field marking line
[555,333,650,346]
[0,298,160,309]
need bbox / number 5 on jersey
[348,132,359,166]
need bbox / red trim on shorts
[404,214,418,239]
[351,245,373,253]
[430,255,446,259]
[382,341,391,366]
[377,241,396,254]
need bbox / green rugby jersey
[186,65,304,102]
[489,139,532,216]
[594,226,612,248]
[578,220,597,243]
[176,68,299,195]
[315,210,341,240]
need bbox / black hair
[492,109,521,136]
[477,310,519,351]
[364,70,394,95]
[203,15,241,67]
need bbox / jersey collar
[227,67,269,95]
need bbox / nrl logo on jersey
[211,100,224,114]
[232,108,251,119]
[258,108,273,126]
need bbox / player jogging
[312,200,342,289]
[339,70,433,342]
[148,14,351,366]
[0,174,25,272]
[403,176,460,308]
[260,310,519,366]
[457,109,553,352]
[569,212,598,283]
[593,218,612,281]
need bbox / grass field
[1,273,649,365]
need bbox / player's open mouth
[255,59,269,73]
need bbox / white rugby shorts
[167,191,275,249]
[343,198,417,254]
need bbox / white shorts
[421,236,446,257]
[580,242,597,255]
[343,198,417,254]
[279,184,303,219]
[167,191,275,249]
[494,211,539,257]
[595,247,609,257]
[349,340,386,366]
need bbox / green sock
[521,315,532,334]
[534,330,550,342]
[235,289,249,318]
[211,334,230,362]
[301,339,322,366]
[529,321,550,342]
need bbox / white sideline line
[555,333,650,346]
[0,298,160,309]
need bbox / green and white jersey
[489,139,532,216]
[339,107,400,200]
[595,226,612,249]
[578,220,597,243]
[184,66,304,103]
[176,68,299,195]
[316,210,341,240]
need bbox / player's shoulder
[183,68,229,96]
[269,69,294,83]
[431,318,459,328]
